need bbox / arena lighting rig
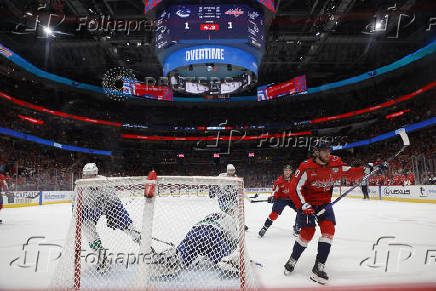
[141,0,276,96]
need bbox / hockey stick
[250,199,269,203]
[316,128,410,216]
[152,237,175,247]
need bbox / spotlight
[375,21,383,30]
[43,26,54,36]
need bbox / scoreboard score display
[156,4,264,50]
[145,0,276,14]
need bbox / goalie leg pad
[177,225,233,267]
[104,199,133,230]
[148,248,182,277]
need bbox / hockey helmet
[83,163,98,175]
[312,140,332,152]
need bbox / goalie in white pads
[149,185,241,278]
[74,163,141,273]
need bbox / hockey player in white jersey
[217,164,248,230]
[149,186,242,278]
[219,163,236,177]
[74,163,141,273]
[209,164,236,198]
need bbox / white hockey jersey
[196,212,239,246]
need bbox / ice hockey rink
[1,196,436,290]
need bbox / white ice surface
[1,197,436,289]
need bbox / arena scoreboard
[144,0,276,14]
[156,4,264,50]
[147,1,270,95]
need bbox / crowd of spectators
[0,61,435,191]
[1,124,434,191]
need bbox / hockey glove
[267,196,275,204]
[376,162,389,174]
[364,166,371,176]
[301,203,315,215]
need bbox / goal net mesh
[52,176,258,290]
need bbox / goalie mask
[83,163,98,177]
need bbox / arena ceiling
[0,0,435,96]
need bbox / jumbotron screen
[144,0,275,14]
[156,4,264,50]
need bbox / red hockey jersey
[0,174,7,191]
[289,156,364,209]
[272,175,291,200]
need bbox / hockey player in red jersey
[258,165,299,238]
[284,141,366,284]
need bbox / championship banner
[257,75,307,101]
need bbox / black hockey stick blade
[250,199,269,203]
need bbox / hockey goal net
[52,175,258,290]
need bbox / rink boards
[246,185,436,203]
[1,191,72,208]
[2,185,436,208]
